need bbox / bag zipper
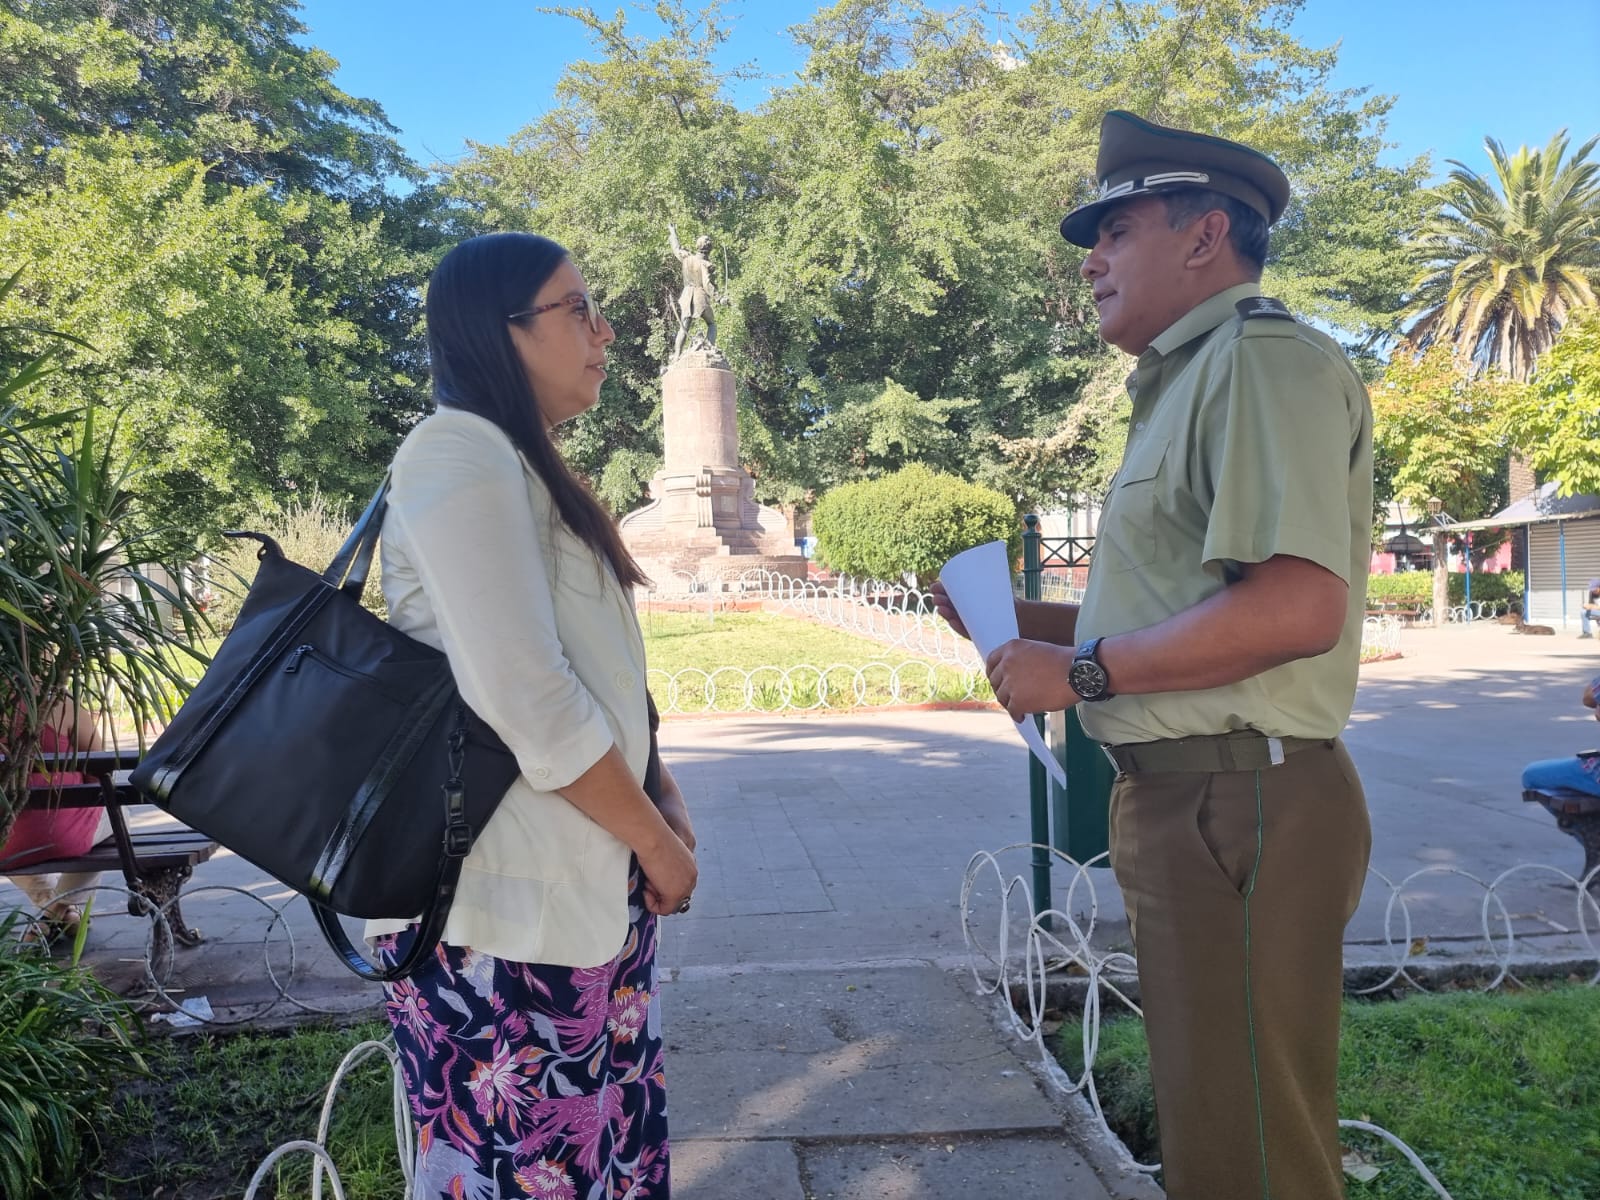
[283,643,402,701]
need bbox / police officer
[947,111,1375,1199]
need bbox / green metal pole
[1021,515,1051,926]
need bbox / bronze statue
[668,223,719,359]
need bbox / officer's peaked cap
[1059,111,1291,248]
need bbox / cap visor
[1061,195,1125,247]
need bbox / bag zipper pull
[284,644,314,673]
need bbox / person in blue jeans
[1522,673,1600,794]
[1582,578,1600,639]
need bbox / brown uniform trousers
[1108,737,1371,1200]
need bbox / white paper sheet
[938,541,1066,787]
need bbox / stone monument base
[620,350,806,591]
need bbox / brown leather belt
[1101,731,1332,775]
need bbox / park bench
[1523,785,1600,888]
[1365,601,1424,624]
[5,749,218,954]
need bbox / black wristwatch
[1069,637,1114,702]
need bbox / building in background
[1446,485,1600,628]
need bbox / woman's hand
[654,763,696,852]
[656,793,696,853]
[637,826,697,917]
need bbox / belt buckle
[1101,743,1123,773]
[1266,736,1285,766]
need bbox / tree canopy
[446,0,1430,515]
[0,0,411,201]
[1369,345,1511,523]
[1503,309,1600,497]
[0,0,441,541]
[4,0,1587,549]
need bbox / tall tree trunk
[1432,530,1449,628]
[1508,454,1536,574]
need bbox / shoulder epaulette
[1235,296,1293,322]
[1233,295,1299,338]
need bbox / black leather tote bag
[131,481,519,981]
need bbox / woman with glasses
[366,232,696,1199]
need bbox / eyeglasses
[507,292,604,334]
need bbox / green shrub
[0,907,145,1198]
[812,464,1020,588]
[1367,570,1523,608]
[204,490,387,631]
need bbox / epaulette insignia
[1235,296,1293,321]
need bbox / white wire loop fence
[1415,598,1517,624]
[961,843,1600,1198]
[641,566,983,665]
[1362,613,1402,659]
[636,575,1403,713]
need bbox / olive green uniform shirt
[1075,283,1374,744]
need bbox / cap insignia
[1095,170,1212,200]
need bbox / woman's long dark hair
[425,232,647,588]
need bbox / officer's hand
[984,639,1079,722]
[929,581,970,641]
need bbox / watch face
[1070,658,1108,700]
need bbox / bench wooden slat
[10,830,218,876]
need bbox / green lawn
[638,611,986,711]
[1062,985,1600,1200]
[637,610,957,671]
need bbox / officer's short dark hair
[1161,187,1269,276]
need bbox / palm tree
[1406,131,1600,382]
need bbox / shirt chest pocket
[1105,437,1169,572]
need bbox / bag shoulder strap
[325,476,392,600]
[311,853,464,983]
[311,702,477,983]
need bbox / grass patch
[638,611,985,710]
[638,610,947,672]
[1057,985,1600,1199]
[92,1019,402,1200]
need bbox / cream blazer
[363,406,649,968]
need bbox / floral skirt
[377,869,668,1199]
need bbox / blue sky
[297,0,1599,179]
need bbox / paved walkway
[8,622,1598,1198]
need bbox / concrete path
[7,621,1597,1198]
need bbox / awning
[1382,532,1429,555]
[1442,482,1600,532]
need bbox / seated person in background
[1582,578,1600,639]
[2,703,111,939]
[1521,673,1600,796]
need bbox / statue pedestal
[620,350,806,588]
